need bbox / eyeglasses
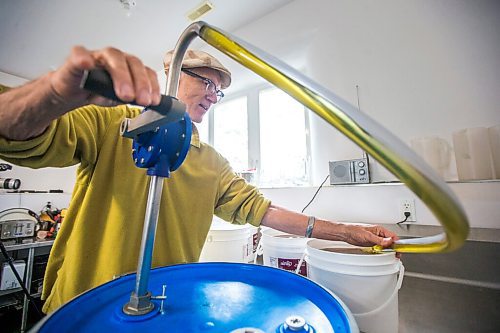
[182,69,225,102]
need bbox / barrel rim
[32,262,359,333]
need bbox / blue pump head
[131,109,192,178]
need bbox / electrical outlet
[400,199,416,222]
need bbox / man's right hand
[49,46,161,109]
[0,46,161,140]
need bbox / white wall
[234,0,500,231]
[0,72,78,193]
[0,164,77,193]
[307,0,500,183]
[261,181,500,229]
[0,192,72,213]
[226,0,500,184]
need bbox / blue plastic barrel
[32,263,358,332]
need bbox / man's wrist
[305,216,316,238]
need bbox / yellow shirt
[0,105,270,313]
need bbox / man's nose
[206,92,218,104]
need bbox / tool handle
[80,68,177,115]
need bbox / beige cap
[163,49,231,89]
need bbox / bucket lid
[208,219,253,240]
[261,228,309,248]
[210,223,250,231]
[307,239,397,266]
[34,263,358,333]
[211,217,250,231]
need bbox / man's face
[177,67,222,123]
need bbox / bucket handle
[354,261,405,318]
[295,251,307,275]
[254,237,264,264]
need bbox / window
[212,96,248,172]
[196,116,209,143]
[258,88,309,187]
[205,87,310,187]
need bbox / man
[0,46,398,313]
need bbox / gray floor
[399,276,500,332]
[398,240,500,333]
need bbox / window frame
[208,82,312,188]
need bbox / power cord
[0,240,44,319]
[397,212,411,224]
[301,174,330,213]
[397,212,411,231]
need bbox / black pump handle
[80,69,179,115]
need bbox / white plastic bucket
[199,219,251,263]
[305,239,404,333]
[260,228,309,276]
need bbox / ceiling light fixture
[119,0,136,17]
[120,0,136,10]
[186,0,214,21]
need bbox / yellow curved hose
[194,23,469,253]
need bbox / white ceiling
[0,0,294,84]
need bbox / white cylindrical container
[488,124,500,179]
[305,239,404,333]
[260,228,309,276]
[199,218,251,263]
[410,136,452,179]
[452,127,495,180]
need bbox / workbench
[1,239,54,332]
